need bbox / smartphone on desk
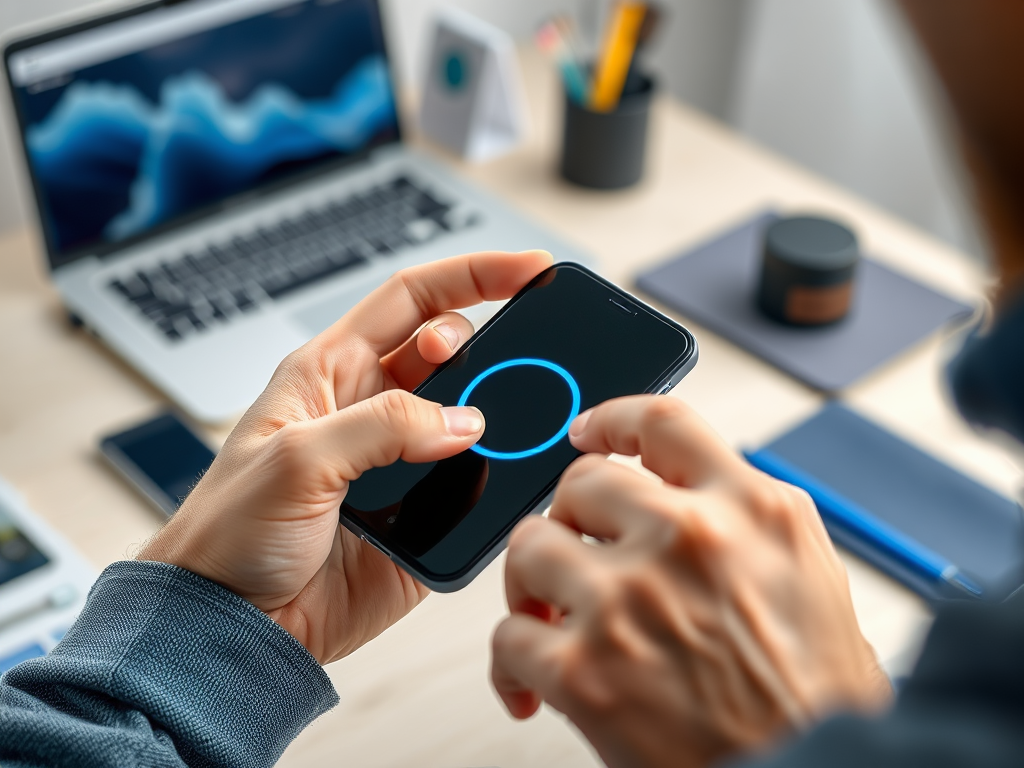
[100,412,216,517]
[341,263,698,592]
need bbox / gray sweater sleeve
[0,560,339,768]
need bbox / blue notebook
[754,404,1024,603]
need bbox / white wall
[0,0,982,262]
[729,0,982,257]
[383,0,752,120]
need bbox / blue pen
[743,448,984,599]
[558,60,589,104]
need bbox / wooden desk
[1,49,1020,768]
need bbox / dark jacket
[734,294,1024,768]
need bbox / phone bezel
[339,262,698,592]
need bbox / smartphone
[340,263,698,592]
[99,412,216,517]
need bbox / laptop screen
[6,0,400,268]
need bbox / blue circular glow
[457,358,581,460]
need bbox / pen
[742,448,984,599]
[590,1,648,112]
[536,19,589,104]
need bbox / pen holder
[559,73,654,190]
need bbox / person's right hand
[491,395,891,768]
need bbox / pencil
[590,2,648,112]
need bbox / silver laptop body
[3,0,587,422]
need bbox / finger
[491,613,568,719]
[293,390,485,481]
[505,516,597,614]
[549,454,676,540]
[568,395,750,489]
[320,250,553,356]
[380,311,475,390]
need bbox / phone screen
[101,413,216,516]
[341,264,695,584]
[0,507,49,588]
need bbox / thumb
[312,389,485,480]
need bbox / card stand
[418,8,528,163]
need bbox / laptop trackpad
[290,287,375,337]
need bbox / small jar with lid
[757,215,860,327]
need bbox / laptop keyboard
[108,175,479,341]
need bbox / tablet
[0,478,97,674]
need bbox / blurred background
[0,0,981,260]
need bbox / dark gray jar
[757,215,860,326]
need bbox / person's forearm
[0,561,338,768]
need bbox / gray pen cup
[559,73,655,190]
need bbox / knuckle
[269,348,307,384]
[627,488,688,539]
[580,566,625,617]
[372,389,420,431]
[685,508,733,555]
[275,348,302,372]
[491,620,567,693]
[636,397,692,440]
[506,516,550,562]
[514,520,574,570]
[279,342,326,376]
[390,268,432,318]
[786,484,816,514]
[265,422,313,475]
[557,652,616,714]
[385,268,411,292]
[490,618,523,659]
[781,484,821,534]
[747,478,802,528]
[560,454,607,485]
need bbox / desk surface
[1,49,1020,768]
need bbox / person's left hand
[491,395,891,768]
[139,250,553,664]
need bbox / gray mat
[636,211,975,391]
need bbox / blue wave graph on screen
[27,55,396,250]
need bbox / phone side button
[658,383,674,395]
[360,535,392,559]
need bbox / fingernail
[441,406,485,436]
[569,409,592,438]
[431,322,460,350]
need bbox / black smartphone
[99,412,216,518]
[340,263,698,591]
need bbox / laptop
[2,0,587,423]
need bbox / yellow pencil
[589,2,648,112]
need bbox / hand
[491,396,892,768]
[139,250,553,664]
